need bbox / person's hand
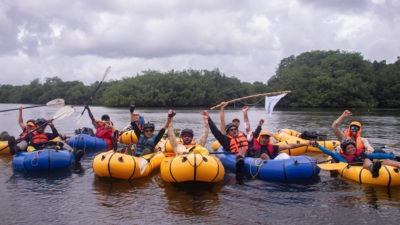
[342,110,352,117]
[19,106,23,111]
[201,110,209,120]
[310,140,318,147]
[261,153,270,160]
[242,106,249,112]
[258,119,264,126]
[47,119,54,126]
[168,109,176,118]
[220,101,229,108]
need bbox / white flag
[265,93,287,116]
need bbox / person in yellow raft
[167,110,209,154]
[332,109,374,154]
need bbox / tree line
[1,50,399,108]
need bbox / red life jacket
[227,133,248,153]
[31,131,49,145]
[252,138,275,157]
[340,148,364,163]
[96,122,113,148]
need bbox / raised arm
[85,105,97,127]
[242,106,250,134]
[331,110,351,141]
[18,106,25,130]
[167,111,178,151]
[198,110,209,146]
[219,102,228,135]
[155,109,176,146]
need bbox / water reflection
[162,180,223,216]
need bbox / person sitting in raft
[9,118,73,154]
[205,110,247,184]
[131,109,174,156]
[18,106,37,139]
[167,110,209,154]
[120,104,146,134]
[219,102,250,137]
[332,110,374,154]
[86,105,115,150]
[317,139,400,177]
[248,130,314,160]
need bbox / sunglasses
[181,134,193,138]
[350,126,360,131]
[144,129,153,133]
[229,127,238,132]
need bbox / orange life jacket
[31,131,49,145]
[227,133,248,153]
[344,121,365,152]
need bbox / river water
[1,104,399,225]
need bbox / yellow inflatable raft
[119,130,138,144]
[0,141,10,155]
[274,129,339,153]
[336,163,400,187]
[93,151,164,180]
[160,147,225,183]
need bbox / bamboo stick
[210,90,291,110]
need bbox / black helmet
[181,128,194,137]
[101,114,110,121]
[341,139,356,151]
[142,122,155,131]
[35,118,47,127]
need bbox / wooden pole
[210,90,291,110]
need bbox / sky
[0,0,399,86]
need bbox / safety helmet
[340,139,356,151]
[35,118,47,127]
[142,122,155,131]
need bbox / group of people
[2,106,76,158]
[4,101,400,183]
[317,110,400,177]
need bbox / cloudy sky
[0,0,399,86]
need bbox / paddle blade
[139,157,148,175]
[53,105,75,120]
[385,142,400,148]
[317,163,348,171]
[46,98,65,107]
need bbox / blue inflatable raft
[12,149,75,172]
[68,134,107,153]
[215,147,320,181]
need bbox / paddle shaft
[0,98,65,113]
[210,90,291,110]
[79,66,111,116]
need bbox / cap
[181,129,194,136]
[225,123,237,132]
